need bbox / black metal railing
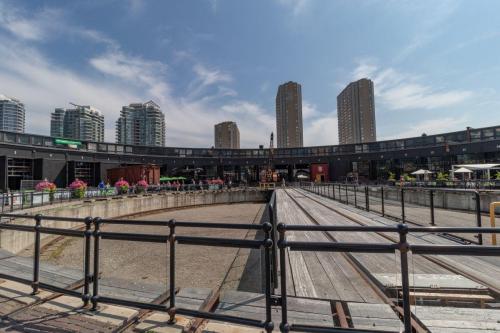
[0,213,275,332]
[0,185,255,213]
[302,183,489,245]
[277,222,500,333]
[0,200,499,333]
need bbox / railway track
[281,189,429,332]
[288,187,500,297]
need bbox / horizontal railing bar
[176,236,264,249]
[97,295,167,311]
[38,227,84,237]
[287,241,398,253]
[99,232,168,243]
[284,225,400,232]
[38,282,83,298]
[0,224,35,232]
[411,245,500,256]
[0,272,33,285]
[0,214,87,223]
[176,308,266,328]
[408,227,500,234]
[100,219,263,230]
[175,221,264,230]
[290,324,395,333]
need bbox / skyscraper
[0,95,25,133]
[214,121,240,149]
[116,101,165,146]
[337,78,376,145]
[50,104,105,142]
[276,81,303,148]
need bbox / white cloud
[383,116,468,140]
[304,115,338,146]
[302,100,319,120]
[352,59,473,110]
[275,0,311,16]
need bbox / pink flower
[115,180,130,189]
[137,180,148,188]
[36,181,56,192]
[69,179,87,190]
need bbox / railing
[0,213,275,332]
[0,184,242,213]
[277,222,500,333]
[0,200,499,333]
[301,182,492,245]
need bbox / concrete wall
[0,189,268,254]
[367,187,500,213]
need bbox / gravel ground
[42,203,264,291]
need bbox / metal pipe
[354,185,357,207]
[83,216,92,307]
[365,186,370,211]
[475,191,483,245]
[168,219,176,324]
[263,222,274,333]
[345,185,348,205]
[401,188,405,223]
[430,190,435,226]
[91,217,101,311]
[277,223,289,333]
[380,186,385,216]
[398,224,412,333]
[32,214,42,294]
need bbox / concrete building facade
[50,104,105,142]
[214,121,240,149]
[116,101,165,146]
[337,78,376,145]
[276,81,303,148]
[0,95,25,133]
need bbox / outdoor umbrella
[454,167,472,174]
[411,169,432,175]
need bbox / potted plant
[136,180,148,194]
[35,180,57,203]
[115,179,130,195]
[69,179,87,199]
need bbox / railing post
[401,188,405,223]
[10,193,14,212]
[430,190,435,226]
[474,191,483,245]
[332,184,335,200]
[82,216,93,307]
[168,219,177,324]
[31,191,34,208]
[269,200,278,290]
[381,186,385,216]
[277,223,289,333]
[365,186,370,211]
[345,185,348,205]
[338,184,341,202]
[263,222,274,333]
[354,185,357,207]
[32,214,42,294]
[91,217,102,311]
[398,223,412,333]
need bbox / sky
[0,0,499,148]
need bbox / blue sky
[0,0,499,147]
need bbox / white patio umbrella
[454,167,472,174]
[296,174,309,179]
[411,169,433,175]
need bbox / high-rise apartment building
[276,81,303,148]
[116,101,165,146]
[214,121,240,149]
[0,95,25,133]
[337,78,376,145]
[50,104,105,142]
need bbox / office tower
[0,95,25,133]
[337,78,376,145]
[116,100,165,146]
[276,81,303,148]
[50,104,105,142]
[214,121,240,149]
